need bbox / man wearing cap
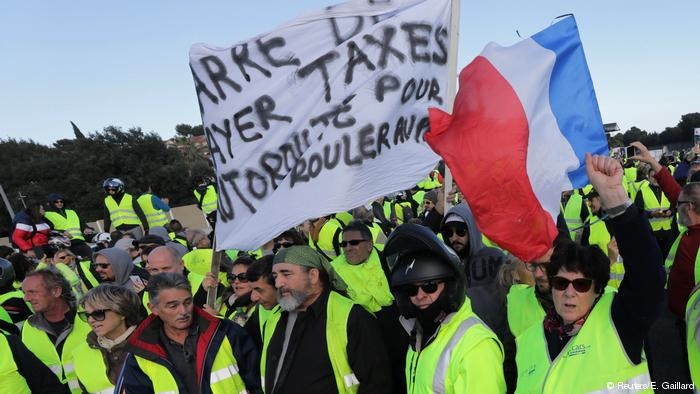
[440,202,507,339]
[418,190,443,234]
[384,223,505,393]
[263,245,392,393]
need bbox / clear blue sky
[2,1,698,145]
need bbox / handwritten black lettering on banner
[189,0,451,250]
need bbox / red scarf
[543,306,592,339]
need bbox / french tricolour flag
[426,16,608,262]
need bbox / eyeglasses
[54,200,64,204]
[92,263,110,270]
[550,276,594,292]
[677,200,694,208]
[441,227,467,238]
[54,255,69,261]
[107,188,117,192]
[525,262,548,273]
[228,273,248,282]
[275,241,294,249]
[339,239,368,248]
[399,281,442,297]
[78,309,112,322]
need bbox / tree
[0,126,211,232]
[175,123,204,137]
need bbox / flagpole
[443,0,460,209]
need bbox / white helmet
[92,232,112,248]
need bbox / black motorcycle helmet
[384,223,466,318]
[0,258,16,290]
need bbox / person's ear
[308,267,320,285]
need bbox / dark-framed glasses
[550,276,594,292]
[92,263,110,270]
[398,281,442,297]
[339,239,368,248]
[525,262,548,273]
[54,200,64,204]
[441,227,467,238]
[228,273,248,283]
[677,200,694,208]
[275,241,294,249]
[78,309,112,322]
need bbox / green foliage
[0,126,212,233]
[618,112,700,149]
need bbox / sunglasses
[54,200,64,204]
[550,276,594,292]
[339,239,368,248]
[228,273,248,282]
[107,188,117,192]
[92,263,110,270]
[442,227,467,238]
[78,309,112,322]
[54,255,69,260]
[398,281,442,297]
[276,241,294,249]
[525,262,548,273]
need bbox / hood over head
[94,247,134,288]
[440,202,485,260]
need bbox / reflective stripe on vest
[135,334,247,394]
[664,234,700,286]
[432,317,480,391]
[686,283,700,387]
[639,184,672,231]
[609,261,626,289]
[136,194,168,227]
[104,194,141,228]
[43,210,84,240]
[261,293,357,393]
[407,299,503,393]
[73,342,114,394]
[515,292,653,393]
[194,185,218,214]
[260,305,282,391]
[563,193,586,240]
[0,334,32,393]
[21,315,91,394]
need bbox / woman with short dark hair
[515,154,665,393]
[72,284,144,393]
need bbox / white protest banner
[189,0,451,250]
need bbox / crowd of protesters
[0,145,698,393]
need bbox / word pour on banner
[190,0,451,250]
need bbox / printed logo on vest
[565,344,590,357]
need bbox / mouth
[563,303,577,309]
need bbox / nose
[274,276,284,289]
[563,283,576,296]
